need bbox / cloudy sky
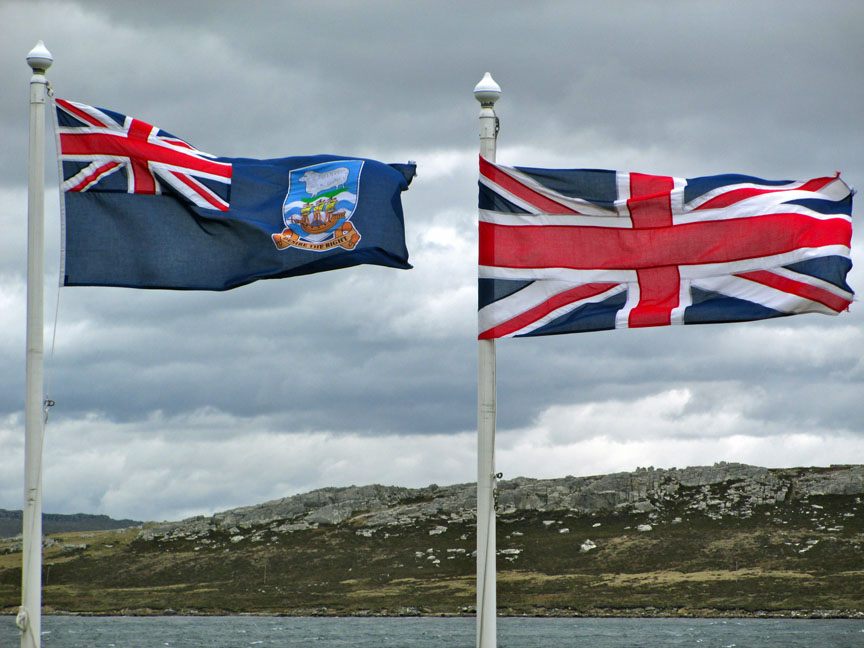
[1,1,861,523]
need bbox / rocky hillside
[1,463,862,617]
[139,462,864,544]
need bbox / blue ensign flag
[55,99,415,290]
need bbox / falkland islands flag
[55,99,415,290]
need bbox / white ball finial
[26,40,53,73]
[474,72,501,106]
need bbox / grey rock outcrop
[137,463,864,543]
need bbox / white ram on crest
[299,167,350,197]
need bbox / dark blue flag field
[55,99,414,290]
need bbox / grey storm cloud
[0,0,861,520]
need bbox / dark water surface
[2,615,863,647]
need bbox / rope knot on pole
[15,608,29,632]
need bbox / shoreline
[4,607,864,620]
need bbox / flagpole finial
[26,41,53,74]
[474,72,501,107]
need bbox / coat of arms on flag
[54,98,414,291]
[273,160,363,251]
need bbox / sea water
[1,615,863,647]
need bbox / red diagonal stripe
[480,156,579,214]
[694,177,836,210]
[736,270,852,313]
[170,171,229,212]
[68,161,121,192]
[56,99,107,128]
[479,283,617,339]
[479,214,851,270]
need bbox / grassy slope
[1,493,861,616]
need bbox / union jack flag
[55,99,232,211]
[478,156,854,339]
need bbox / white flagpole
[474,72,500,648]
[19,40,52,648]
